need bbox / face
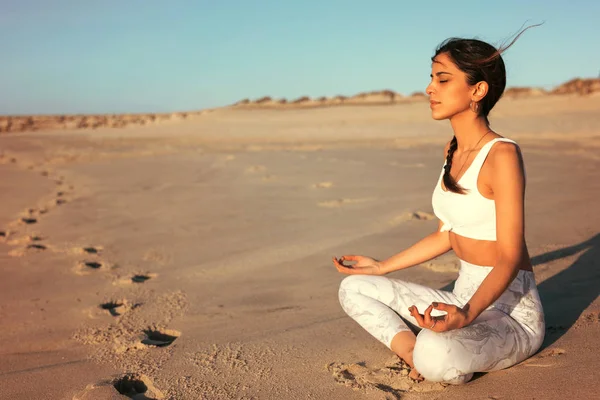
[426,52,473,121]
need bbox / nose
[426,81,435,95]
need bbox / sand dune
[551,77,600,95]
[0,110,205,134]
[233,77,600,109]
[1,78,599,135]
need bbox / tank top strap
[464,138,518,182]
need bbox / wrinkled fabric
[338,260,545,384]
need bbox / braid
[443,136,466,194]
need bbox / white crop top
[431,138,518,241]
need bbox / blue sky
[1,0,599,115]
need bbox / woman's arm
[380,220,452,274]
[462,142,527,324]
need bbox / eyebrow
[429,71,453,77]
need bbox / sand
[1,94,599,399]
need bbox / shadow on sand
[533,232,600,348]
[434,233,600,383]
[439,232,600,349]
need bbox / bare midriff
[450,233,533,272]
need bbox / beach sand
[1,94,599,399]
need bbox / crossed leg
[338,274,531,384]
[338,274,462,379]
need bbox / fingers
[408,305,425,327]
[431,302,456,313]
[332,256,345,269]
[340,255,360,262]
[409,303,451,330]
[332,256,358,275]
[430,302,455,332]
[333,256,352,268]
[423,304,434,327]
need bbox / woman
[333,33,545,384]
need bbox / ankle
[390,331,417,367]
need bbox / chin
[430,110,451,121]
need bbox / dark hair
[436,24,541,194]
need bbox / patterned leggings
[338,260,545,384]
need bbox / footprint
[74,374,165,400]
[522,347,566,367]
[0,230,7,240]
[132,274,153,283]
[20,217,37,225]
[312,181,333,189]
[99,300,140,317]
[114,374,165,399]
[55,191,70,205]
[83,261,103,269]
[26,243,47,251]
[74,260,106,275]
[6,234,42,245]
[141,328,181,347]
[114,375,151,398]
[421,260,460,273]
[114,272,157,285]
[8,241,49,257]
[389,211,435,225]
[81,246,102,255]
[327,355,444,396]
[100,301,126,317]
[575,311,600,328]
[318,198,374,208]
[408,211,435,220]
[537,348,566,358]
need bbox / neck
[449,111,491,151]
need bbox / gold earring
[470,101,480,113]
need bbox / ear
[471,81,489,102]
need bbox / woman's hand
[332,255,385,276]
[408,302,470,332]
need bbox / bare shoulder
[488,141,526,189]
[489,141,523,168]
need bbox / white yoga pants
[338,260,545,384]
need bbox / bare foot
[409,368,424,382]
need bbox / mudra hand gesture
[332,255,384,276]
[409,302,470,332]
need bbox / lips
[429,100,441,108]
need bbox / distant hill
[0,111,202,134]
[232,78,600,109]
[550,78,600,95]
[1,78,599,134]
